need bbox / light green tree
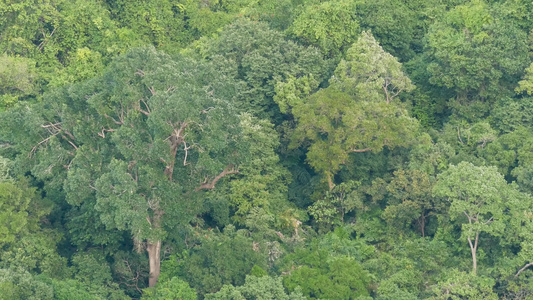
[434,162,516,275]
[432,269,498,299]
[292,32,417,189]
[332,31,415,103]
[425,0,529,119]
[142,277,197,300]
[517,62,533,96]
[206,275,305,300]
[0,54,36,109]
[288,0,360,58]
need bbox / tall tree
[292,32,418,189]
[3,47,247,287]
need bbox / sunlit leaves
[288,0,360,58]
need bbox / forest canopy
[2,0,533,299]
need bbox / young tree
[384,169,443,237]
[432,269,498,299]
[283,252,372,299]
[434,162,513,275]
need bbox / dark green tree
[201,19,327,120]
[2,47,247,287]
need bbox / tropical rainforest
[1,0,533,299]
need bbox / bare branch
[383,85,391,104]
[29,133,58,157]
[136,98,151,116]
[183,141,192,166]
[200,107,215,114]
[195,165,239,191]
[62,136,79,150]
[104,113,123,125]
[40,122,61,129]
[516,262,533,277]
[464,211,472,224]
[38,26,57,51]
[41,122,62,135]
[165,122,190,181]
[140,98,151,114]
[458,127,465,145]
[64,158,74,170]
[62,130,76,141]
[136,107,150,116]
[350,147,372,153]
[98,127,115,138]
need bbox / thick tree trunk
[147,240,162,287]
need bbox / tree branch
[62,135,79,150]
[457,127,465,145]
[165,122,189,181]
[383,85,391,104]
[136,98,151,116]
[98,127,115,138]
[104,113,123,125]
[38,26,57,51]
[516,262,533,277]
[29,133,59,157]
[195,165,239,191]
[350,147,372,153]
[135,69,145,77]
[183,141,191,166]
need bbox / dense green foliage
[2,0,533,299]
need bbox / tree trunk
[467,232,479,275]
[419,212,426,237]
[147,240,162,287]
[327,174,334,191]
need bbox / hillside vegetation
[2,0,533,299]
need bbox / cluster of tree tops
[3,0,533,299]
